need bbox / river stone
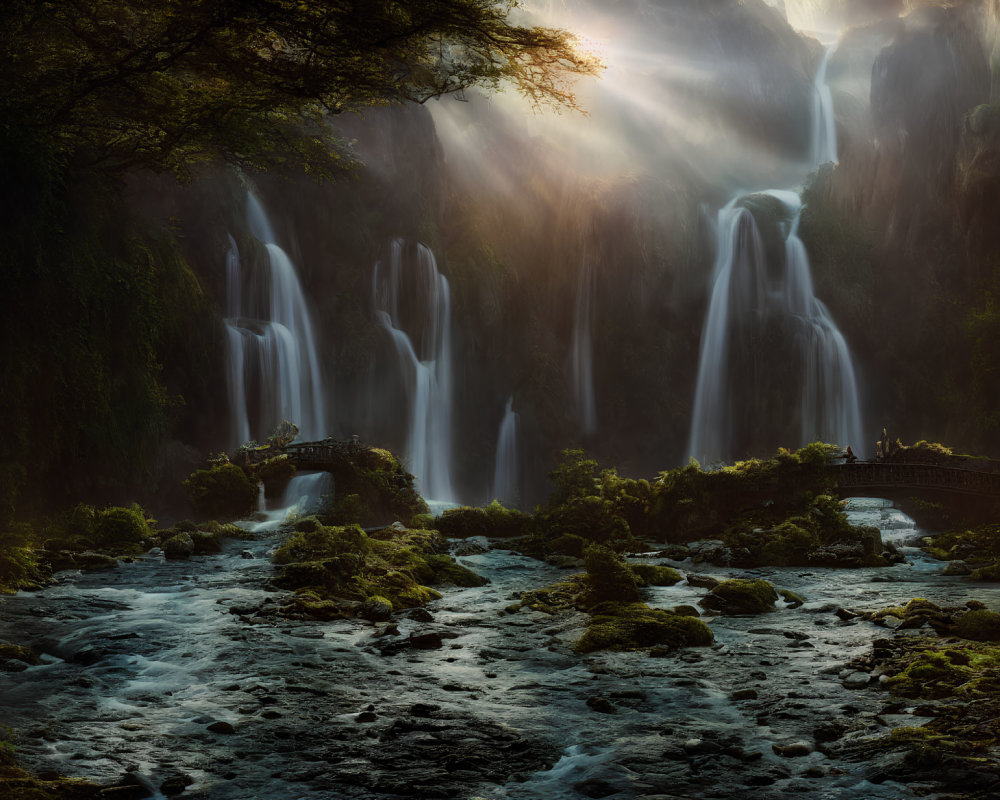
[163,532,195,559]
[586,696,616,714]
[0,643,41,665]
[409,632,443,650]
[452,537,490,556]
[573,778,617,798]
[842,671,871,689]
[408,607,435,622]
[207,720,235,734]
[75,551,120,570]
[731,688,758,701]
[942,560,972,575]
[240,549,254,559]
[361,597,393,621]
[686,574,720,589]
[160,774,194,795]
[772,741,813,757]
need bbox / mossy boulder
[970,562,1000,581]
[184,463,258,520]
[630,563,683,586]
[0,642,41,665]
[575,602,714,653]
[954,609,1000,641]
[434,500,530,539]
[700,578,778,615]
[162,532,195,559]
[272,522,483,618]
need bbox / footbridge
[832,461,1000,498]
[243,438,371,473]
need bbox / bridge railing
[834,462,1000,496]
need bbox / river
[0,498,993,799]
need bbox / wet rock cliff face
[798,2,1000,455]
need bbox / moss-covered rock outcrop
[699,578,778,615]
[272,519,486,619]
[575,602,713,654]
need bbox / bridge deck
[834,462,1000,497]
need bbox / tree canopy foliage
[0,0,600,178]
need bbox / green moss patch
[575,602,714,654]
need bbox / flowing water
[372,239,456,504]
[0,500,993,799]
[688,44,863,465]
[223,192,327,448]
[491,397,521,507]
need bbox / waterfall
[223,192,328,448]
[491,397,520,507]
[811,44,839,165]
[687,43,863,464]
[572,257,597,435]
[372,239,456,503]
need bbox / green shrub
[583,543,639,603]
[549,533,586,558]
[184,463,258,519]
[93,504,154,546]
[435,500,530,538]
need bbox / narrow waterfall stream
[688,44,864,465]
[0,499,993,799]
[491,396,521,507]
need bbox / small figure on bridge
[876,427,890,462]
[845,446,857,463]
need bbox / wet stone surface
[0,498,997,799]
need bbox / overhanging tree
[0,0,601,178]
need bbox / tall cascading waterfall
[810,43,839,165]
[372,239,456,503]
[572,257,598,435]
[687,44,864,464]
[223,192,328,448]
[491,397,520,506]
